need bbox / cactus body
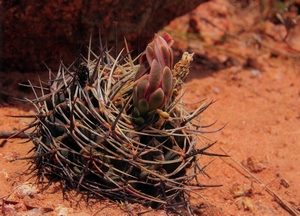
[22,33,224,213]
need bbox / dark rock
[1,0,208,71]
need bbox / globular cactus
[19,33,226,214]
[133,34,174,125]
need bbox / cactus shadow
[0,71,49,111]
[185,53,235,81]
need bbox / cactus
[20,33,226,214]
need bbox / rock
[0,169,9,179]
[2,204,16,216]
[192,203,223,216]
[242,156,266,173]
[21,208,46,216]
[1,0,209,71]
[280,178,290,188]
[236,197,255,211]
[230,183,252,198]
[249,69,262,78]
[16,184,38,198]
[212,86,221,94]
[55,206,69,216]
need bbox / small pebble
[24,208,45,216]
[56,206,69,216]
[250,69,261,78]
[2,204,16,215]
[16,183,38,198]
[212,86,220,94]
[280,178,290,188]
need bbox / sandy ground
[0,0,300,215]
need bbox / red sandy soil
[0,1,300,215]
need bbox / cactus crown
[133,34,175,124]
